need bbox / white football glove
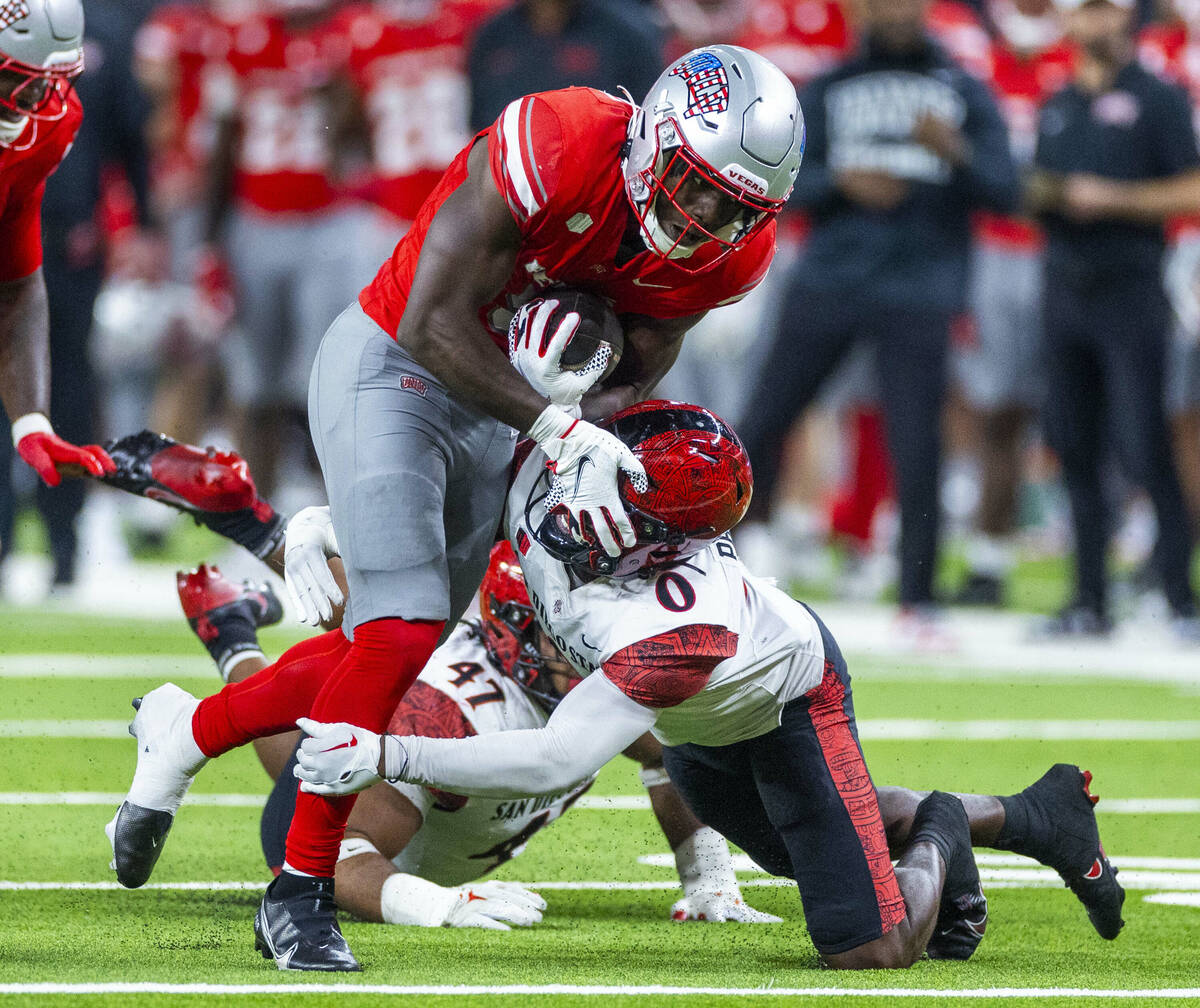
[293,718,382,795]
[528,405,647,558]
[508,297,610,408]
[444,880,547,930]
[284,505,344,625]
[670,890,783,924]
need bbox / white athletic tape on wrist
[639,766,671,790]
[11,412,53,448]
[674,826,740,898]
[336,836,381,864]
[379,872,459,927]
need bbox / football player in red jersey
[0,0,113,487]
[109,44,805,971]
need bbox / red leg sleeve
[283,616,444,877]
[191,629,352,758]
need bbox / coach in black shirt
[1031,0,1200,638]
[737,0,1018,619]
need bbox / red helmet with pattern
[477,541,566,710]
[529,400,753,578]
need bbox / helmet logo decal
[0,1,28,30]
[668,51,729,120]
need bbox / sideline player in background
[110,45,806,971]
[0,0,113,492]
[294,400,1126,969]
[175,550,780,928]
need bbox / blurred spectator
[1029,0,1200,638]
[467,0,661,131]
[735,0,1019,634]
[336,0,505,273]
[203,0,370,504]
[0,0,155,590]
[951,0,1074,606]
[1139,0,1200,538]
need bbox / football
[552,289,624,379]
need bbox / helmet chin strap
[0,114,29,147]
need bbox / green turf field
[1,602,1198,1008]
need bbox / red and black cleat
[1014,764,1126,940]
[177,564,283,680]
[101,430,286,560]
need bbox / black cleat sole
[111,801,174,889]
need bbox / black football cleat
[177,564,283,680]
[101,430,286,560]
[106,801,175,890]
[911,791,989,961]
[1012,764,1125,939]
[253,873,361,972]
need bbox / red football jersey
[135,4,236,203]
[926,0,993,80]
[0,90,82,282]
[360,87,775,350]
[336,0,502,224]
[220,10,352,214]
[1138,21,1200,241]
[974,37,1074,250]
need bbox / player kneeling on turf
[294,401,1126,969]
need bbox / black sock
[190,602,261,680]
[270,869,331,899]
[995,792,1030,853]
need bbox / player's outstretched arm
[296,672,656,798]
[0,270,114,485]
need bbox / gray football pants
[308,303,518,639]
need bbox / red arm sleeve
[602,624,739,709]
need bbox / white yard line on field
[7,718,1200,741]
[0,983,1198,998]
[1,792,1198,814]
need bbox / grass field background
[2,579,1200,1006]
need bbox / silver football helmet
[621,45,804,270]
[0,0,83,144]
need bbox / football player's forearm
[0,271,50,423]
[392,673,655,797]
[334,846,399,923]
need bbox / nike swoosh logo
[277,940,299,969]
[632,277,671,289]
[572,455,595,497]
[1084,858,1103,880]
[580,633,598,650]
[324,738,359,753]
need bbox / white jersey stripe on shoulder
[493,116,527,222]
[501,98,539,219]
[522,96,548,205]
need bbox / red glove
[13,413,116,487]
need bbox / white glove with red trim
[508,296,609,408]
[670,890,782,924]
[528,405,646,558]
[284,506,343,626]
[668,827,782,924]
[293,718,381,795]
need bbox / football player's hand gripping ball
[528,405,647,558]
[670,889,783,924]
[294,718,382,795]
[13,413,115,487]
[284,506,344,625]
[508,296,610,409]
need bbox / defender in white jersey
[296,401,1127,968]
[174,556,777,930]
